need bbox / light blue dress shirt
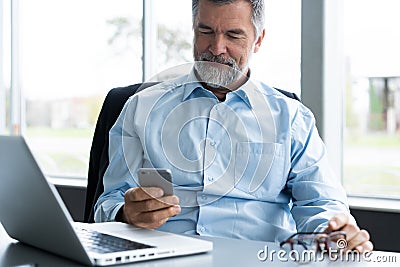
[94,71,349,243]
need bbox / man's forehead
[195,0,253,29]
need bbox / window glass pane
[152,0,193,78]
[20,0,142,179]
[343,0,400,197]
[251,0,301,95]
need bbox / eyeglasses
[280,231,347,252]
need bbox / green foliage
[84,95,104,125]
[368,82,385,131]
[345,75,359,128]
[157,24,192,63]
[344,164,400,197]
[106,16,192,64]
[107,17,140,46]
[345,133,400,147]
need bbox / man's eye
[227,33,241,39]
[199,30,213,35]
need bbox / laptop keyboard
[75,227,155,254]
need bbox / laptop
[0,135,212,266]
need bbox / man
[95,0,372,252]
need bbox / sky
[1,0,400,100]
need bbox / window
[1,0,300,183]
[16,0,143,180]
[343,0,400,198]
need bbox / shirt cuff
[110,202,125,222]
[94,201,124,222]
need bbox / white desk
[0,223,398,267]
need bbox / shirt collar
[182,69,217,101]
[181,68,262,109]
[228,77,261,109]
[226,68,263,109]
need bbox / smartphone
[137,168,174,196]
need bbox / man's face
[193,0,264,88]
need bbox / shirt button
[207,176,214,182]
[209,140,216,147]
[201,194,208,200]
[200,226,206,233]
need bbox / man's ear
[253,29,265,53]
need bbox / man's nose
[209,34,227,56]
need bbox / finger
[326,213,349,232]
[136,195,180,212]
[338,223,360,242]
[355,241,373,253]
[125,187,164,202]
[133,205,181,229]
[157,195,180,206]
[345,229,370,251]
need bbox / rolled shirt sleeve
[287,104,351,233]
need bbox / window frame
[301,0,400,209]
[301,0,344,182]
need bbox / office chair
[84,82,300,223]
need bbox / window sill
[348,195,400,213]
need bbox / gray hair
[192,0,265,38]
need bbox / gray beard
[194,54,243,89]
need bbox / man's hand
[121,187,181,229]
[325,213,373,252]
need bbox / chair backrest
[84,83,300,223]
